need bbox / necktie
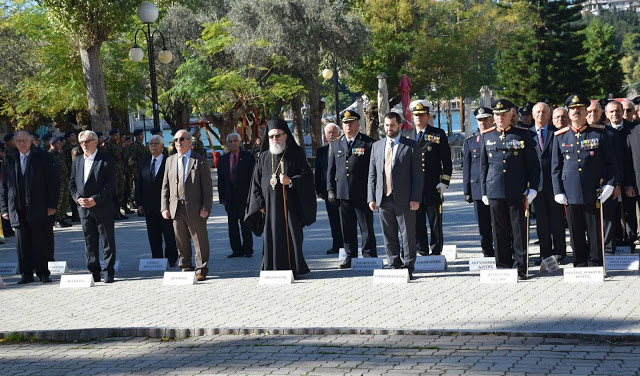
[230,153,237,184]
[177,155,185,199]
[384,139,393,196]
[538,128,544,150]
[151,158,157,179]
[417,131,423,142]
[20,155,27,175]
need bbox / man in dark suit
[218,132,255,258]
[402,100,452,256]
[161,130,213,281]
[481,99,540,280]
[530,102,567,265]
[368,112,423,279]
[603,100,637,253]
[0,131,58,284]
[136,135,178,266]
[463,107,495,257]
[314,123,342,255]
[69,130,117,283]
[328,110,377,268]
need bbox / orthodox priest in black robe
[245,119,316,276]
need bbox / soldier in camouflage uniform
[129,130,148,212]
[121,135,134,214]
[3,133,16,156]
[48,137,71,228]
[61,131,79,222]
[105,129,127,220]
[42,133,53,151]
[167,128,180,156]
[190,127,207,157]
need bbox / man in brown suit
[161,130,213,281]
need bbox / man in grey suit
[368,112,423,279]
[161,129,213,281]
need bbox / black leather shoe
[227,253,243,258]
[326,248,339,255]
[40,275,52,283]
[55,220,72,228]
[518,273,528,281]
[244,250,253,257]
[339,258,352,269]
[16,277,34,284]
[92,273,101,282]
[104,275,114,283]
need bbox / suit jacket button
[578,168,582,172]
[346,173,350,177]
[503,169,506,173]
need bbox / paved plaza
[0,170,639,375]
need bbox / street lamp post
[138,108,147,144]
[128,1,172,131]
[322,56,348,122]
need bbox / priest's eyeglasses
[269,133,285,140]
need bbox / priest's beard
[269,142,287,155]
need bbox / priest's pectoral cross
[270,173,277,190]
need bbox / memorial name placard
[351,258,383,270]
[139,258,168,271]
[414,255,446,271]
[259,270,294,285]
[540,256,560,273]
[480,269,518,284]
[605,255,639,271]
[163,272,197,285]
[48,261,68,275]
[373,269,410,284]
[442,245,457,261]
[563,267,604,283]
[0,263,18,275]
[100,260,120,272]
[469,257,497,271]
[60,274,95,288]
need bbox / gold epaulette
[554,127,570,136]
[481,126,495,135]
[589,124,605,129]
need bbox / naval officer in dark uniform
[402,100,452,256]
[327,110,377,268]
[551,94,617,267]
[463,107,495,257]
[480,99,540,280]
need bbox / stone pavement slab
[0,171,639,341]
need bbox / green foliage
[494,0,587,106]
[580,19,623,98]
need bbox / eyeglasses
[268,133,285,140]
[173,137,189,142]
[623,109,634,112]
[79,139,95,144]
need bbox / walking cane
[281,161,292,270]
[597,179,607,277]
[524,194,530,278]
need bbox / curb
[1,327,639,343]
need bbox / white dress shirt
[84,149,98,184]
[151,153,164,178]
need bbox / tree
[494,0,587,105]
[580,19,623,99]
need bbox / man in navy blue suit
[69,130,117,283]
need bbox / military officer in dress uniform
[402,100,452,256]
[327,110,377,268]
[463,107,495,257]
[480,99,540,280]
[551,94,617,267]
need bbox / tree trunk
[291,96,305,151]
[79,43,111,134]
[445,100,452,135]
[271,98,284,120]
[459,96,465,135]
[365,101,379,140]
[307,80,323,156]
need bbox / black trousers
[81,213,116,276]
[15,210,49,279]
[46,215,55,261]
[227,207,253,255]
[533,190,567,258]
[416,203,443,255]
[339,199,376,258]
[145,212,178,264]
[325,199,343,251]
[489,198,526,273]
[473,200,494,256]
[566,203,602,267]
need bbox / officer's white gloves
[482,195,489,206]
[436,183,448,195]
[598,184,614,204]
[554,194,568,205]
[524,189,537,204]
